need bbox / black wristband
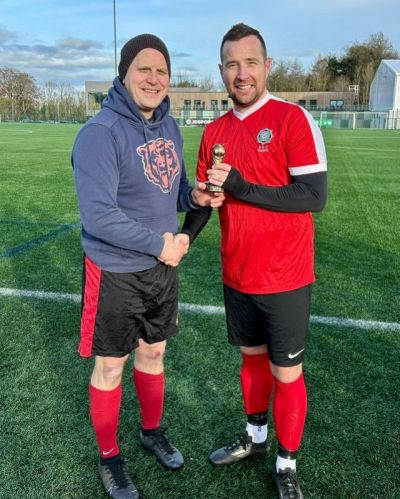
[181,206,212,243]
[222,168,250,197]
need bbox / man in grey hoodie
[72,34,223,499]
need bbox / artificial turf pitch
[0,123,399,498]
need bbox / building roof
[381,59,400,74]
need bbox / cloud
[282,49,321,58]
[170,51,191,58]
[58,37,105,50]
[0,34,114,85]
[0,26,17,44]
[0,29,197,86]
[11,43,59,56]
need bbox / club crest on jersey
[137,138,180,193]
[257,128,273,152]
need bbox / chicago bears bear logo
[137,138,180,193]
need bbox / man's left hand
[206,163,232,188]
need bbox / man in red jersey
[187,22,327,499]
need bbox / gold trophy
[206,144,225,192]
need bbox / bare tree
[171,71,198,87]
[0,68,39,120]
[268,60,291,91]
[330,74,351,92]
[41,81,59,121]
[56,82,76,121]
[288,60,307,91]
[74,90,87,122]
[268,59,306,92]
[308,56,331,91]
[39,81,87,122]
[198,75,217,91]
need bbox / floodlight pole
[113,0,117,76]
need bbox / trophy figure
[206,144,225,192]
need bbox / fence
[1,109,399,130]
[309,110,400,129]
[171,108,400,129]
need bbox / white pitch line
[0,287,399,332]
[0,287,81,303]
[308,315,400,332]
[0,129,33,133]
[179,302,224,315]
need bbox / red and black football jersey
[197,93,327,294]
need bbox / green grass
[0,123,399,498]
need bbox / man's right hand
[159,232,189,267]
[192,182,225,208]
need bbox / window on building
[298,99,306,107]
[221,100,228,110]
[330,99,344,110]
[183,99,191,110]
[309,99,317,110]
[194,100,201,110]
[211,99,218,110]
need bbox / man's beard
[228,92,259,109]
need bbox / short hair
[220,23,267,62]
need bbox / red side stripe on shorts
[79,256,102,357]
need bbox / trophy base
[206,182,224,193]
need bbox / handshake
[158,232,190,267]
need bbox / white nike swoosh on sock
[102,448,114,456]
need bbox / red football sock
[240,352,274,415]
[273,374,307,452]
[133,368,165,430]
[89,384,121,458]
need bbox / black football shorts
[223,284,312,367]
[79,256,179,357]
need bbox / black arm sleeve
[222,168,327,213]
[180,206,212,243]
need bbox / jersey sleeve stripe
[300,107,327,167]
[289,163,327,175]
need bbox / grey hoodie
[72,77,194,272]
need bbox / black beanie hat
[118,34,171,80]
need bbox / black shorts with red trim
[223,284,312,367]
[79,256,179,357]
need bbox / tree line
[0,69,87,122]
[172,32,398,107]
[269,33,398,106]
[0,32,398,121]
